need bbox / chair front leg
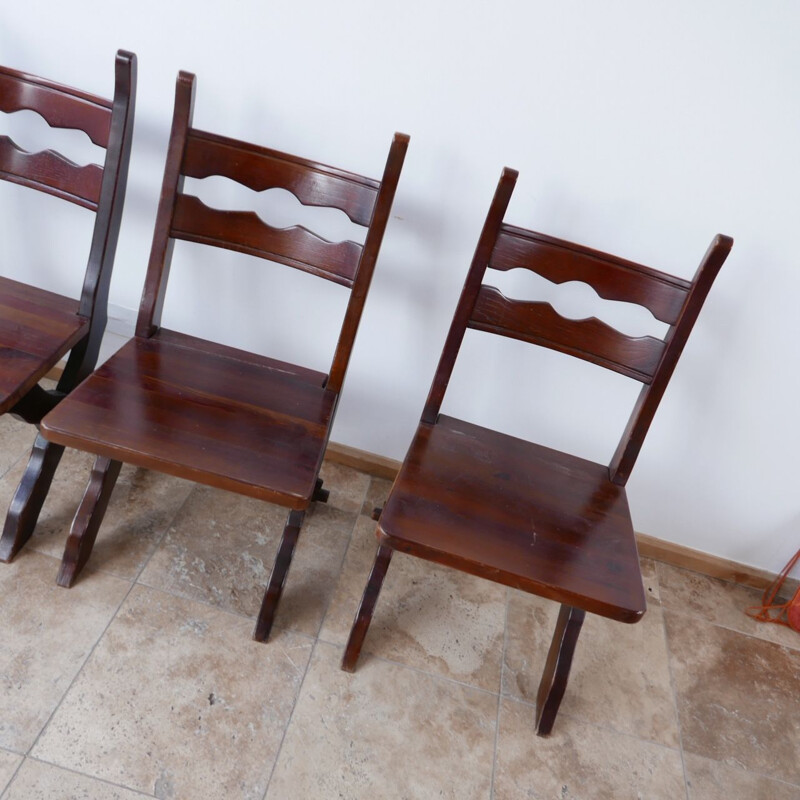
[535,604,586,736]
[253,508,306,643]
[0,434,65,562]
[341,543,393,673]
[57,456,122,588]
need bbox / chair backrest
[0,51,137,325]
[422,168,732,485]
[137,71,408,394]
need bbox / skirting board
[42,364,797,597]
[325,441,799,597]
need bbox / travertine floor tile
[320,515,505,692]
[32,585,313,799]
[318,460,371,514]
[640,556,661,606]
[360,475,393,518]
[684,753,800,800]
[666,611,800,785]
[0,450,194,581]
[503,588,679,746]
[266,641,496,800]
[0,416,34,479]
[0,552,129,753]
[658,562,800,651]
[3,759,150,799]
[0,749,22,795]
[139,487,356,636]
[493,697,685,800]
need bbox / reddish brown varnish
[40,71,408,643]
[0,52,136,563]
[341,168,732,736]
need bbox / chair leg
[341,544,393,673]
[253,509,306,643]
[312,477,330,504]
[56,456,122,588]
[535,604,586,736]
[0,434,65,563]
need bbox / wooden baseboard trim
[324,440,402,481]
[38,377,794,597]
[324,441,796,595]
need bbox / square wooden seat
[0,277,87,414]
[42,329,336,507]
[341,167,732,737]
[378,415,645,622]
[0,53,136,563]
[39,70,408,643]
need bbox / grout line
[489,587,510,800]
[659,580,692,800]
[260,637,320,800]
[23,560,139,759]
[13,756,154,798]
[0,753,25,800]
[502,692,684,754]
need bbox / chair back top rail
[0,52,137,392]
[0,62,119,208]
[422,167,732,485]
[136,70,408,396]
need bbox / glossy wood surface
[42,329,337,507]
[0,277,87,414]
[39,70,407,633]
[342,167,731,734]
[0,52,136,564]
[379,416,645,622]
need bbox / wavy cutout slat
[491,225,690,326]
[183,130,378,226]
[171,194,362,287]
[0,135,102,209]
[0,71,111,148]
[469,285,666,382]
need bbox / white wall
[2,1,799,577]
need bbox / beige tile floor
[1,414,799,799]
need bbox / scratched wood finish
[342,167,732,735]
[0,51,136,564]
[39,70,408,636]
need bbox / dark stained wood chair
[341,168,732,735]
[40,71,408,641]
[0,52,136,563]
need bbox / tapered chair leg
[253,508,306,643]
[535,604,586,736]
[0,434,65,562]
[56,456,122,588]
[341,543,393,673]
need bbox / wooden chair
[0,51,136,563]
[341,168,732,735]
[40,71,408,642]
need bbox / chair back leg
[341,543,394,672]
[535,604,586,736]
[57,456,123,587]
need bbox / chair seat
[0,276,88,414]
[41,328,336,508]
[378,415,646,622]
